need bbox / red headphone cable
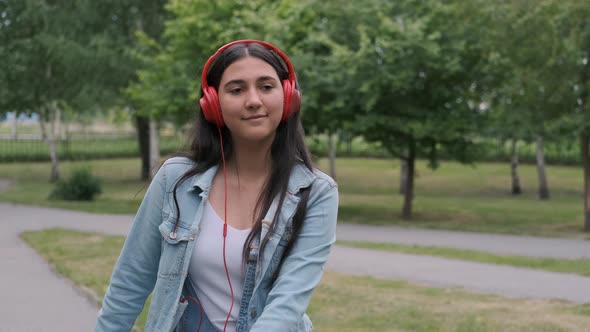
[179,127,233,332]
[218,126,235,332]
[180,295,204,332]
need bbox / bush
[49,168,102,201]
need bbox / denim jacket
[94,157,338,332]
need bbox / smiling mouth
[243,115,267,120]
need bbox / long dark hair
[171,42,314,274]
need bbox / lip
[243,114,267,120]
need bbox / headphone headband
[200,39,297,89]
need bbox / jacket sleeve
[250,179,339,331]
[94,165,168,332]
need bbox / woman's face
[218,56,284,145]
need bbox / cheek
[269,100,284,124]
[270,91,285,115]
[218,95,239,115]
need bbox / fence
[306,136,582,166]
[0,132,582,166]
[0,134,186,162]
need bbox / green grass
[329,158,588,239]
[0,159,148,214]
[338,241,590,277]
[21,228,590,332]
[1,157,588,238]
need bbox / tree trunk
[402,140,416,220]
[347,138,352,155]
[582,132,590,232]
[149,117,160,179]
[400,158,408,195]
[535,136,550,200]
[54,108,62,140]
[12,113,18,139]
[63,118,71,159]
[39,108,59,182]
[510,139,522,195]
[136,115,150,180]
[47,136,60,182]
[578,36,590,232]
[327,132,337,180]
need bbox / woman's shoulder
[162,155,195,167]
[159,156,197,182]
[289,163,337,195]
[311,167,337,189]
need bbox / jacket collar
[287,162,316,194]
[188,164,218,193]
[188,162,316,194]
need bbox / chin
[233,128,276,145]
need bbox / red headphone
[199,39,301,127]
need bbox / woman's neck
[228,139,273,182]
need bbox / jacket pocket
[158,215,192,277]
[266,224,293,280]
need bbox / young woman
[94,40,339,332]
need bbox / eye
[260,84,275,91]
[229,87,243,95]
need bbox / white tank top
[188,201,252,332]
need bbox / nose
[244,89,262,110]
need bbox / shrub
[49,168,102,201]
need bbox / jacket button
[169,232,177,240]
[250,309,257,318]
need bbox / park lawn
[0,157,588,238]
[338,241,590,277]
[0,158,147,214]
[20,228,590,332]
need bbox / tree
[0,0,167,181]
[83,0,168,180]
[488,1,580,200]
[243,0,363,179]
[555,1,590,231]
[1,0,113,181]
[127,0,370,181]
[125,0,254,179]
[345,0,487,219]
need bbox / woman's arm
[94,165,168,331]
[251,178,339,331]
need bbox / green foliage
[4,0,590,220]
[125,0,264,124]
[49,167,102,201]
[481,0,580,145]
[1,1,119,113]
[348,0,488,166]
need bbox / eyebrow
[223,76,278,88]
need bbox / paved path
[0,203,130,332]
[337,224,590,259]
[1,202,590,331]
[327,246,590,303]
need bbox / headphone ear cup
[200,87,224,127]
[282,79,299,122]
[293,88,301,116]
